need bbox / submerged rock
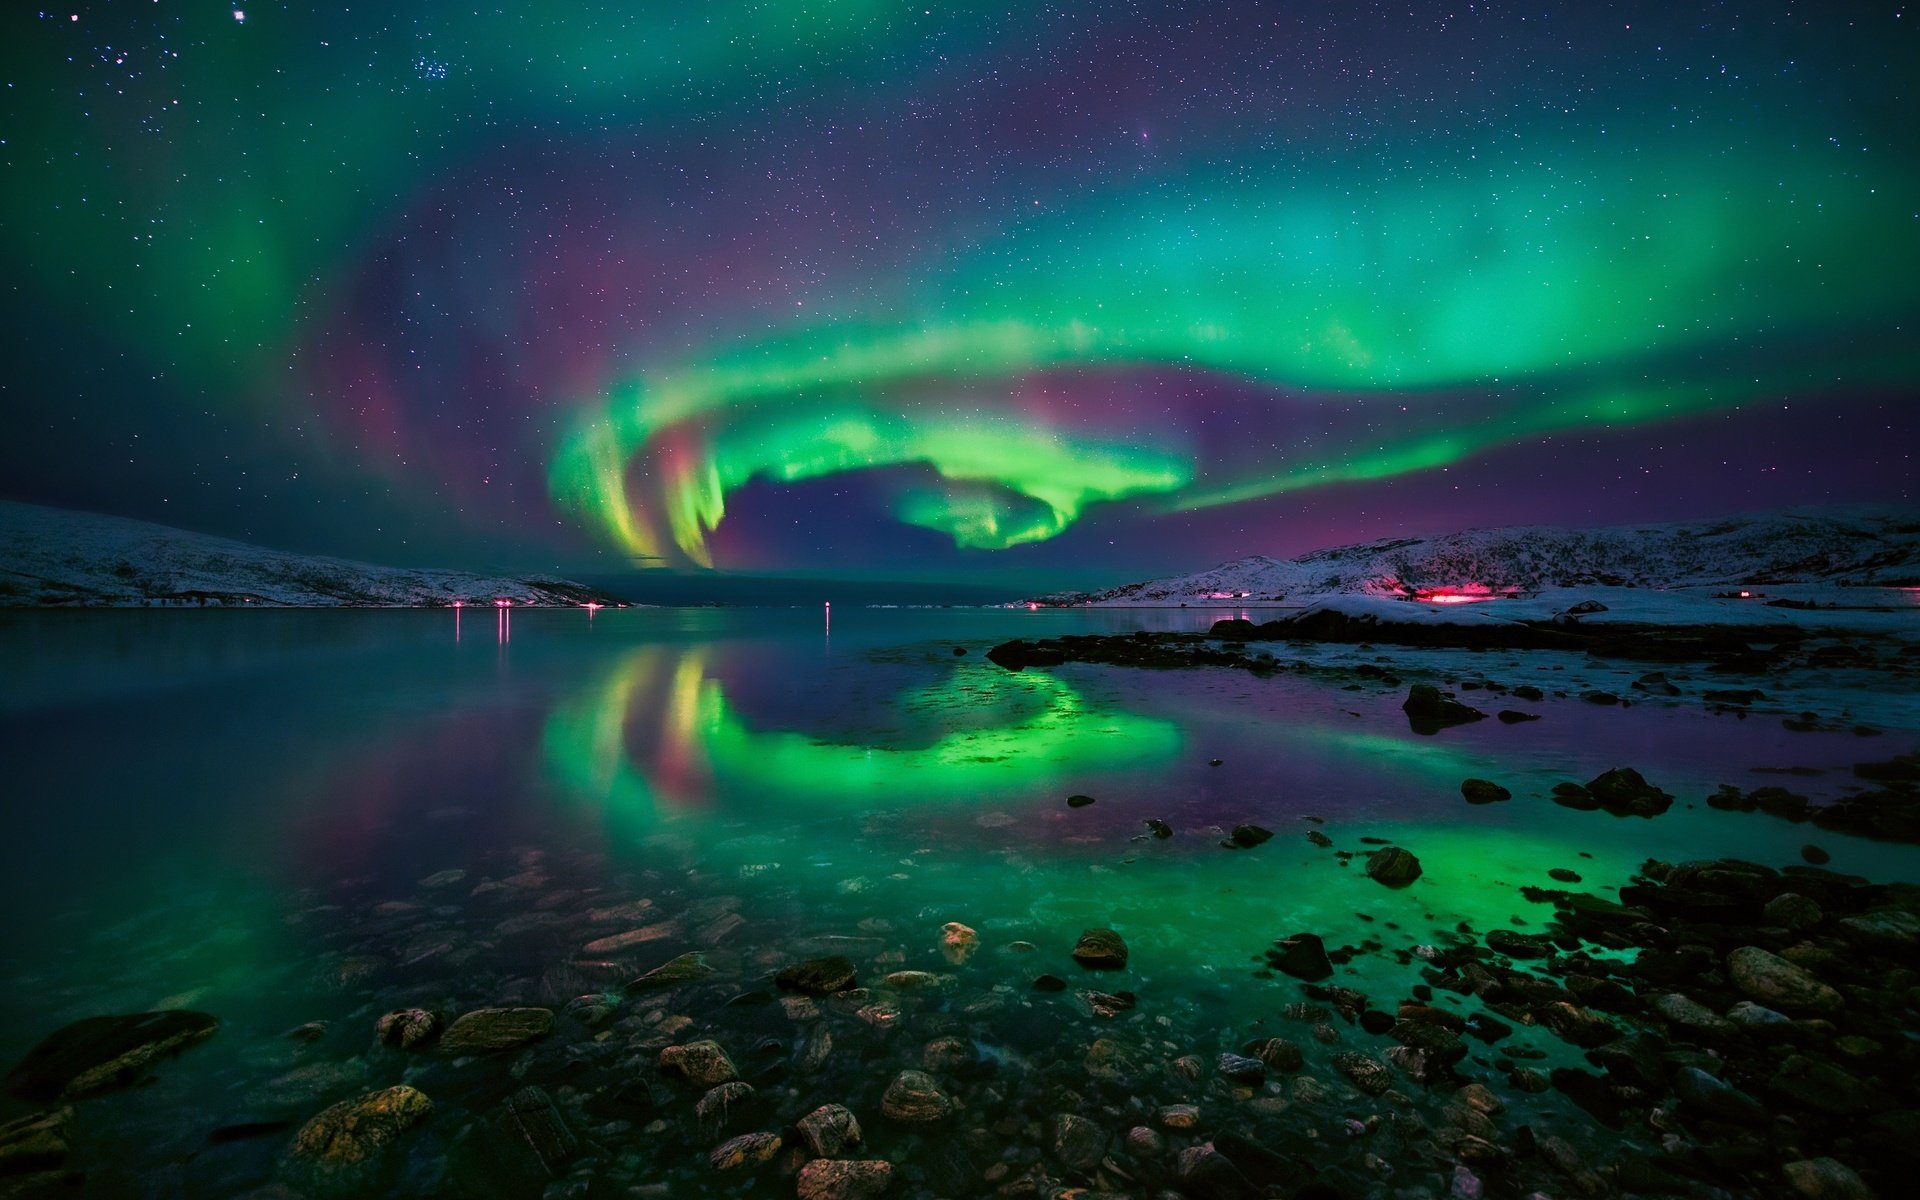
[283,1085,431,1197]
[775,956,858,995]
[1267,932,1333,981]
[1782,1156,1875,1200]
[1071,927,1129,969]
[1230,824,1274,847]
[798,1159,894,1200]
[1332,1051,1393,1095]
[797,1103,861,1157]
[1460,778,1512,804]
[625,950,715,993]
[1052,1112,1107,1171]
[940,921,980,965]
[1364,847,1423,888]
[0,1106,70,1173]
[1585,767,1674,817]
[374,1008,439,1049]
[438,1007,553,1054]
[1403,684,1487,735]
[5,1010,218,1101]
[449,1085,578,1199]
[880,1070,951,1122]
[1727,946,1843,1014]
[1217,1053,1266,1085]
[708,1131,782,1171]
[659,1040,739,1088]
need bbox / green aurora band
[551,134,1920,565]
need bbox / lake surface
[2,607,1916,1197]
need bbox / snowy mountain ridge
[1040,509,1920,606]
[0,501,624,608]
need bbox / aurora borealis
[3,3,1915,580]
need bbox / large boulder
[6,1011,218,1101]
[283,1085,432,1197]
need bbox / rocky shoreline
[4,819,1917,1200]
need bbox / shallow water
[2,607,1916,1196]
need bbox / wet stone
[1364,846,1423,887]
[1461,778,1512,804]
[940,921,979,965]
[1267,932,1333,981]
[659,1040,739,1088]
[1217,1053,1266,1085]
[695,1081,757,1137]
[1333,1052,1393,1095]
[438,1007,553,1054]
[797,1159,894,1200]
[1584,767,1674,817]
[880,1070,952,1122]
[1403,684,1487,734]
[1673,1066,1767,1125]
[0,1106,70,1173]
[450,1085,579,1200]
[1782,1156,1875,1200]
[1727,946,1843,1014]
[5,1010,219,1101]
[1071,927,1129,969]
[374,1007,439,1049]
[775,955,858,995]
[626,950,715,993]
[1158,1103,1199,1129]
[1243,1036,1305,1072]
[1052,1112,1107,1171]
[1230,823,1274,847]
[797,1102,862,1157]
[282,1084,432,1198]
[708,1130,782,1171]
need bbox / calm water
[2,607,1916,1195]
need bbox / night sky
[2,3,1916,586]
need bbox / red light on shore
[494,598,512,607]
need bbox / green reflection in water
[541,648,1181,822]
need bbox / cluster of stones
[9,811,1917,1200]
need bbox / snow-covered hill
[0,501,625,608]
[1039,509,1920,606]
